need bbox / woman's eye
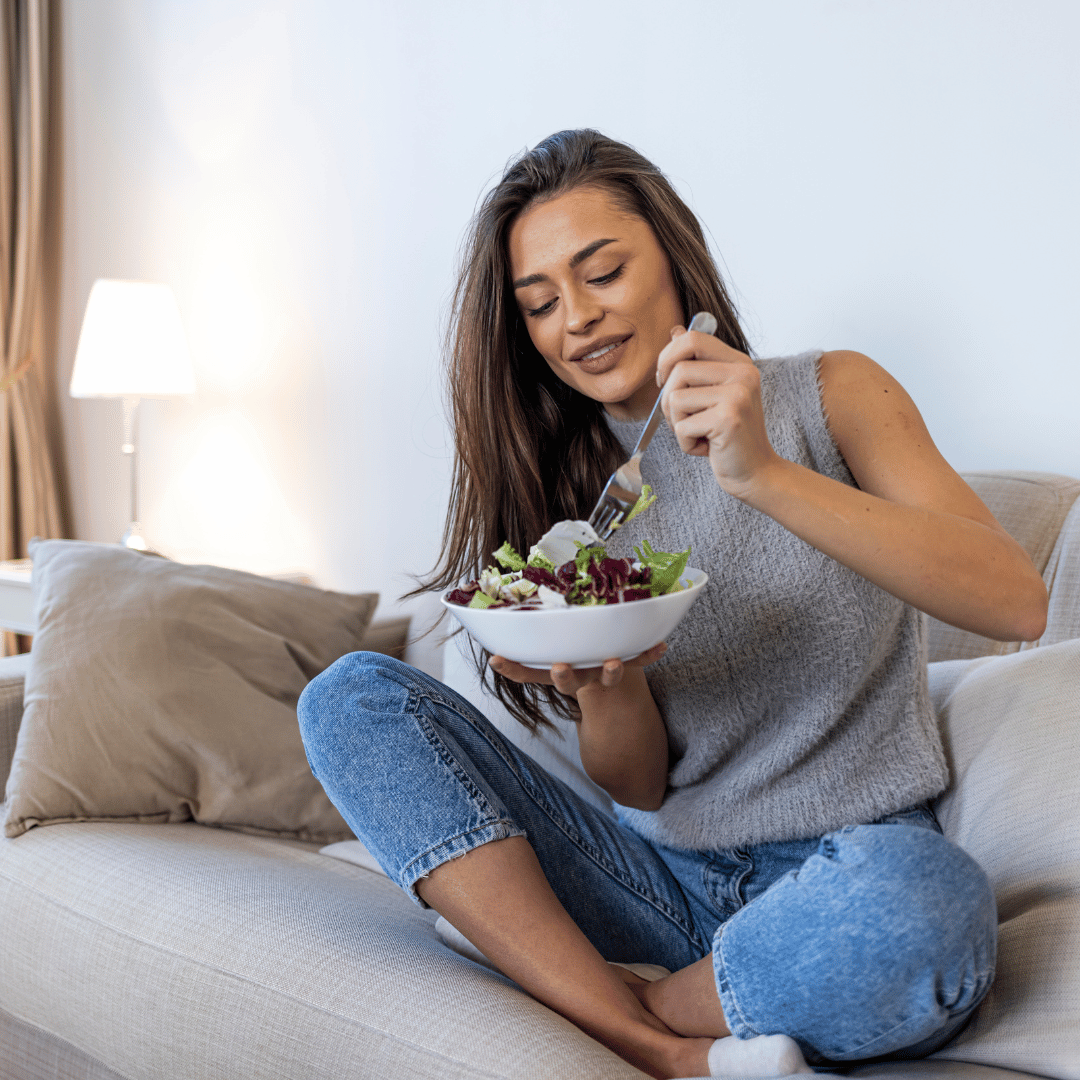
[590,265,624,285]
[523,265,624,317]
[525,298,556,318]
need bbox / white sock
[707,1033,813,1077]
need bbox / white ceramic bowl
[441,567,709,669]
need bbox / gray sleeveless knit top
[602,351,949,850]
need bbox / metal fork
[586,311,718,542]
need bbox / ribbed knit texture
[604,351,949,850]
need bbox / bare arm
[489,647,670,811]
[658,336,1048,642]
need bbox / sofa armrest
[0,651,30,796]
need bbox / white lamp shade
[70,279,196,398]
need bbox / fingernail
[671,325,684,338]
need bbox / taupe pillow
[3,540,378,842]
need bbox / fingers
[660,360,761,455]
[490,646,669,695]
[488,656,617,695]
[553,659,626,693]
[656,328,749,388]
[626,641,668,667]
[488,656,553,685]
[665,380,754,432]
[550,662,589,695]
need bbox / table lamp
[69,279,196,551]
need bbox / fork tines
[587,472,640,543]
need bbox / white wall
[58,0,1080,673]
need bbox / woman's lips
[573,336,631,373]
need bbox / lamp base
[122,524,153,552]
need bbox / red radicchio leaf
[523,566,563,591]
[446,586,479,606]
[556,561,578,589]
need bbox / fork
[586,311,719,542]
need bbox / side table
[0,559,34,634]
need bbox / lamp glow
[70,280,196,551]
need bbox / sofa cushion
[3,540,376,843]
[928,640,1080,1078]
[1041,496,1080,647]
[0,823,647,1080]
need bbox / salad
[446,486,691,612]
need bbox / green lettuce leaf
[620,483,657,528]
[492,541,526,572]
[526,546,557,572]
[634,539,692,595]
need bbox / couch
[1,470,1078,1080]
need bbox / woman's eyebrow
[512,238,619,290]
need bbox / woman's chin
[560,365,656,416]
[588,379,659,422]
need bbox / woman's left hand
[655,326,780,497]
[489,641,667,701]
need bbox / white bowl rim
[440,565,709,615]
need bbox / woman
[299,130,1047,1080]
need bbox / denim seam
[414,688,708,955]
[832,1003,973,1061]
[712,925,757,1041]
[705,850,754,912]
[409,694,505,819]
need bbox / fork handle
[628,311,717,460]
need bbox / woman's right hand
[489,641,667,702]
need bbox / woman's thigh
[298,651,714,971]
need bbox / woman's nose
[563,286,604,334]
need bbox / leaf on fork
[615,484,657,531]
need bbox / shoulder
[815,349,938,494]
[815,349,923,452]
[817,349,897,400]
[813,351,1002,530]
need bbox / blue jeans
[298,653,997,1066]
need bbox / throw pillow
[928,639,1080,1078]
[3,539,378,843]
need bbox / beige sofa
[1,471,1078,1080]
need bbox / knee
[297,651,412,775]
[821,824,997,1012]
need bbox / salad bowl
[441,566,708,670]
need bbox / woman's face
[507,185,685,421]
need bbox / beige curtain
[0,0,64,655]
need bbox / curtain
[0,0,64,655]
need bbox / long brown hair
[418,129,749,731]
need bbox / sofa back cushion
[3,540,377,842]
[928,639,1080,1077]
[927,471,1080,662]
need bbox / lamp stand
[120,395,149,551]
